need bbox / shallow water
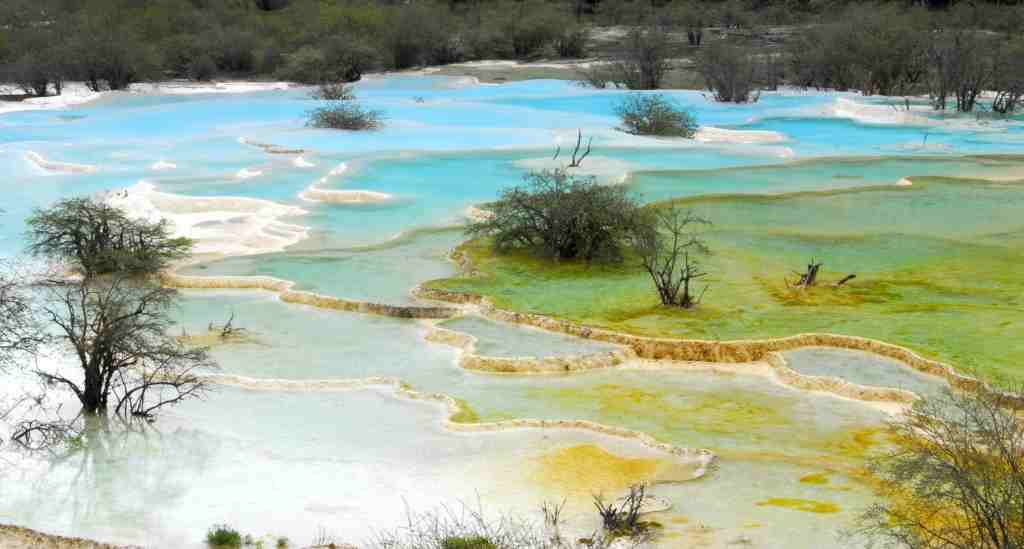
[439,315,620,358]
[782,347,950,399]
[2,75,1021,547]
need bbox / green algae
[449,398,481,424]
[428,171,1024,380]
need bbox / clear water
[2,75,1021,548]
[782,347,950,399]
[439,315,620,358]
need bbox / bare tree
[608,23,674,90]
[695,41,761,103]
[35,276,213,420]
[851,385,1024,549]
[927,30,993,113]
[0,263,42,371]
[552,129,592,168]
[635,206,711,308]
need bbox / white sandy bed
[0,83,102,115]
[24,151,97,174]
[695,126,787,144]
[129,81,293,95]
[105,181,308,256]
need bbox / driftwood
[788,259,857,290]
[791,259,823,290]
[832,274,857,288]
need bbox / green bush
[307,102,384,131]
[206,524,242,548]
[615,94,698,138]
[467,168,644,262]
[442,536,497,549]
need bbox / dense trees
[467,169,643,262]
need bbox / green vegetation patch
[428,176,1024,380]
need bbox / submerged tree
[26,197,192,278]
[634,206,711,308]
[0,263,41,371]
[467,169,643,262]
[35,276,213,419]
[852,386,1024,549]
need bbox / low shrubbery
[307,101,384,131]
[615,94,698,138]
[467,169,643,262]
[206,524,242,548]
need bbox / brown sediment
[0,524,137,549]
[160,271,459,319]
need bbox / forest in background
[1,0,1023,113]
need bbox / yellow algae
[449,398,481,424]
[668,516,690,525]
[530,444,663,496]
[755,498,840,514]
[799,472,832,486]
[743,521,763,528]
[530,384,790,439]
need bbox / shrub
[694,41,761,103]
[442,536,498,549]
[310,82,355,101]
[307,102,384,131]
[206,524,242,548]
[466,169,644,262]
[615,94,697,138]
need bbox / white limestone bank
[106,181,309,256]
[24,151,98,174]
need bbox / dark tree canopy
[26,197,192,278]
[467,169,643,262]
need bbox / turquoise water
[2,75,1023,548]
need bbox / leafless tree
[850,385,1024,549]
[0,262,43,372]
[927,30,993,113]
[34,275,214,420]
[635,207,711,308]
[695,41,761,103]
[608,23,674,90]
[553,130,592,168]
